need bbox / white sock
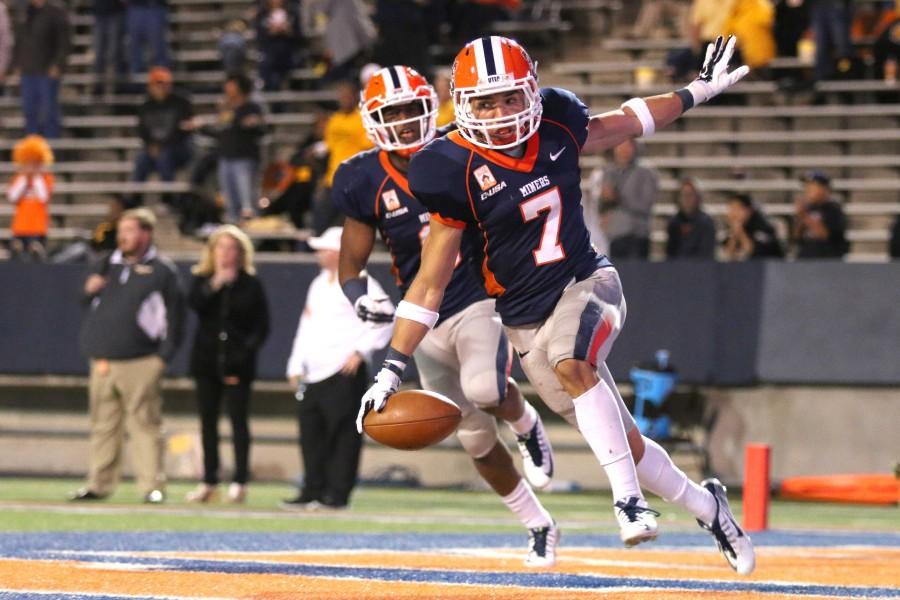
[636,437,716,524]
[573,379,642,501]
[501,479,553,529]
[508,401,538,436]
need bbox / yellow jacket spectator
[726,0,775,69]
[323,80,373,186]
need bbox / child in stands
[8,135,54,261]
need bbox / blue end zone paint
[1,530,899,556]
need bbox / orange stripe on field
[0,558,787,600]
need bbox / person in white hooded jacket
[283,226,392,509]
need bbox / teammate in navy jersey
[334,65,559,566]
[358,37,756,575]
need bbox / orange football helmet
[451,36,542,150]
[360,66,438,157]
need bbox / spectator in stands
[90,196,126,253]
[219,19,249,76]
[792,170,848,258]
[7,135,53,261]
[451,0,519,44]
[313,78,372,233]
[873,9,899,82]
[373,0,432,77]
[203,73,266,222]
[71,208,185,504]
[632,0,691,40]
[723,193,784,259]
[809,0,854,80]
[726,0,776,71]
[774,0,809,60]
[261,110,329,228]
[282,226,392,510]
[132,67,194,205]
[600,138,658,259]
[434,68,454,127]
[91,0,126,94]
[13,0,70,139]
[308,0,376,81]
[890,214,900,259]
[0,0,13,96]
[256,0,301,91]
[126,0,170,76]
[185,225,270,504]
[665,178,718,259]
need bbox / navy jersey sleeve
[540,87,590,149]
[331,160,377,226]
[408,143,474,229]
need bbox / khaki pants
[86,354,166,496]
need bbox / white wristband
[621,97,655,137]
[395,300,439,329]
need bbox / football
[363,389,462,450]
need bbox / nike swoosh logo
[550,147,566,161]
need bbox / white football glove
[356,366,401,433]
[354,294,395,325]
[686,35,750,106]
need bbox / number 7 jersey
[408,87,611,326]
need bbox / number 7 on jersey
[519,187,565,266]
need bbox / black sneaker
[68,488,106,502]
[525,521,559,567]
[515,415,554,490]
[280,493,320,510]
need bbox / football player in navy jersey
[334,66,560,566]
[358,37,756,575]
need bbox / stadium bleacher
[0,0,897,261]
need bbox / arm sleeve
[159,262,186,362]
[0,4,13,76]
[698,216,718,259]
[331,161,377,225]
[187,274,217,312]
[30,174,50,202]
[664,218,678,259]
[540,87,590,149]
[245,276,270,352]
[7,174,27,202]
[285,287,313,378]
[408,147,474,228]
[51,9,71,72]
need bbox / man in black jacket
[71,208,185,504]
[793,170,848,259]
[132,66,194,204]
[13,0,70,138]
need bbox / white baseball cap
[308,226,343,251]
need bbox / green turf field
[0,477,897,534]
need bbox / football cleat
[614,496,660,547]
[515,416,554,490]
[525,521,559,567]
[697,478,756,575]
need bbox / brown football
[363,389,462,450]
